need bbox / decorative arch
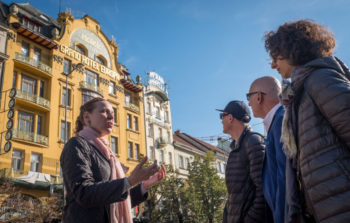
[70,28,111,68]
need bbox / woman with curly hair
[264,20,350,223]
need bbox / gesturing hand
[144,164,166,189]
[127,157,159,187]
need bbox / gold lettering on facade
[59,44,119,80]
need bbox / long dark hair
[75,97,105,135]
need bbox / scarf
[280,66,314,159]
[79,126,132,223]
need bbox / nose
[271,61,277,69]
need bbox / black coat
[294,57,350,223]
[223,127,265,223]
[60,136,147,223]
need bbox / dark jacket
[293,56,350,223]
[263,106,286,223]
[60,136,148,223]
[223,127,265,223]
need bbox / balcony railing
[16,89,50,108]
[124,102,140,113]
[150,117,171,129]
[15,52,52,74]
[80,81,103,95]
[12,128,48,146]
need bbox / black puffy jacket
[294,57,350,223]
[224,127,265,223]
[60,136,147,223]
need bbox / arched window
[96,56,105,65]
[75,44,87,55]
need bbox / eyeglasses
[219,113,230,120]
[246,91,266,101]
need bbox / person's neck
[229,124,246,141]
[262,102,279,118]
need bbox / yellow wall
[0,11,146,197]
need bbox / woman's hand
[144,164,166,189]
[127,157,159,187]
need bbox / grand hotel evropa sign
[59,44,119,80]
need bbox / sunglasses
[246,91,266,101]
[219,113,230,120]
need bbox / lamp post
[63,62,84,144]
[62,62,84,220]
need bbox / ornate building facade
[0,2,146,200]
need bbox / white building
[144,71,175,166]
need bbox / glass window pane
[21,42,29,57]
[30,153,41,172]
[135,144,139,160]
[128,142,133,158]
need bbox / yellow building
[0,3,146,199]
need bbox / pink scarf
[79,126,132,223]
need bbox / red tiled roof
[173,131,229,156]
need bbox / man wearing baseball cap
[218,100,265,223]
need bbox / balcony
[80,81,103,95]
[124,102,140,113]
[14,52,52,75]
[149,117,171,129]
[15,89,50,109]
[12,128,48,146]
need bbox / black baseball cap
[216,100,251,123]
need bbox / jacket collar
[230,126,251,151]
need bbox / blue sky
[5,0,350,142]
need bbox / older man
[247,76,286,223]
[217,100,265,223]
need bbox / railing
[12,128,48,146]
[124,102,140,113]
[16,89,50,108]
[15,52,52,74]
[79,81,103,95]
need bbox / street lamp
[63,62,84,144]
[62,62,83,221]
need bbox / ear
[257,92,264,104]
[83,111,90,126]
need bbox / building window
[127,114,132,129]
[149,146,154,160]
[111,136,118,154]
[39,81,44,97]
[75,45,86,55]
[125,92,131,104]
[185,158,190,170]
[159,128,162,140]
[85,69,98,86]
[148,124,153,137]
[155,107,160,119]
[217,163,222,173]
[168,152,173,165]
[96,56,105,65]
[30,153,41,172]
[21,41,29,57]
[160,150,164,163]
[64,59,71,75]
[82,93,93,104]
[33,47,41,64]
[60,121,71,142]
[167,131,171,143]
[147,102,151,114]
[179,155,184,169]
[128,142,133,158]
[37,116,42,135]
[21,75,36,96]
[18,111,34,133]
[133,117,138,131]
[12,72,17,88]
[165,111,169,123]
[135,144,139,160]
[62,88,71,106]
[113,107,117,123]
[12,150,24,171]
[109,81,116,95]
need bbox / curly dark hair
[264,20,336,66]
[75,97,105,135]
